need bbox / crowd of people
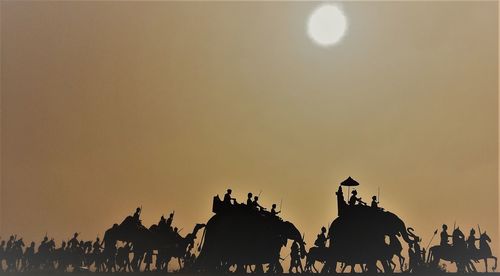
[0,188,495,273]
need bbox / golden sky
[1,1,498,260]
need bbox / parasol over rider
[340,177,365,206]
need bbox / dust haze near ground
[0,1,498,269]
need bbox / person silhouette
[246,193,253,206]
[452,227,466,250]
[133,207,142,223]
[371,196,379,208]
[24,241,35,270]
[223,189,236,205]
[466,228,479,257]
[349,190,364,206]
[289,241,303,273]
[38,236,49,254]
[166,212,174,229]
[6,236,15,251]
[159,215,166,226]
[314,227,327,248]
[68,233,79,249]
[252,196,265,211]
[271,204,281,216]
[93,237,102,254]
[173,227,182,240]
[440,224,452,246]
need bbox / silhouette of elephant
[323,206,416,273]
[196,198,306,273]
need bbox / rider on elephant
[271,204,281,216]
[349,190,365,206]
[223,189,236,206]
[371,196,379,208]
[440,224,452,247]
[314,226,327,248]
[252,196,266,211]
[246,193,253,206]
[371,196,384,210]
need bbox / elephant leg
[399,255,405,272]
[235,263,245,273]
[383,260,393,273]
[260,264,265,273]
[390,260,396,271]
[365,261,378,273]
[469,260,477,272]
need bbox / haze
[1,1,498,259]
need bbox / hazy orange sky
[1,0,498,262]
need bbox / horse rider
[93,237,103,254]
[452,227,466,250]
[68,233,79,249]
[466,228,479,254]
[6,236,15,252]
[38,236,49,254]
[166,212,174,229]
[440,224,452,247]
[314,227,327,248]
[158,215,167,229]
[349,190,365,206]
[23,242,36,271]
[223,189,236,205]
[271,204,281,216]
[173,227,182,240]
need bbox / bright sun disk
[308,4,347,47]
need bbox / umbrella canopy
[341,176,359,187]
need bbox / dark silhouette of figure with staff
[223,189,236,205]
[271,204,281,216]
[440,224,452,247]
[349,190,365,206]
[246,193,253,206]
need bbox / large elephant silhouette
[196,196,306,273]
[322,186,415,273]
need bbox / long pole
[377,187,380,203]
[425,230,437,252]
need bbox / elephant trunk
[401,227,416,244]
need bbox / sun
[307,4,347,47]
